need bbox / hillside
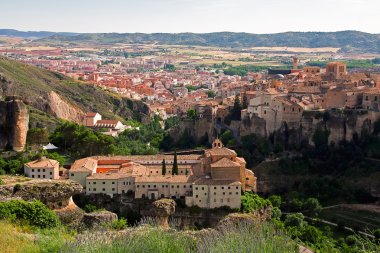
[0,29,78,38]
[39,30,380,53]
[0,57,150,129]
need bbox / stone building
[24,157,59,179]
[68,139,257,209]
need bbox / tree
[172,151,178,175]
[284,213,306,228]
[162,159,166,175]
[27,128,49,145]
[303,198,322,217]
[268,195,282,208]
[242,95,249,109]
[231,95,242,121]
[312,127,330,151]
[187,109,198,120]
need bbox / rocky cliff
[0,98,28,151]
[0,179,83,209]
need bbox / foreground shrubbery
[241,192,272,213]
[62,221,297,253]
[0,199,59,229]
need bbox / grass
[320,206,380,232]
[0,220,74,253]
[62,221,297,253]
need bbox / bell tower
[212,138,223,148]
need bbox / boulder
[82,210,118,228]
[151,198,176,228]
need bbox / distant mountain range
[1,29,380,53]
[0,29,78,39]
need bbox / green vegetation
[111,218,128,230]
[40,31,380,53]
[308,59,377,69]
[63,221,297,253]
[172,151,178,175]
[115,116,164,155]
[50,121,115,158]
[0,199,59,229]
[241,192,271,213]
[162,159,167,175]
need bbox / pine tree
[162,159,166,175]
[172,151,178,175]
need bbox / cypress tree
[162,159,166,175]
[172,151,178,175]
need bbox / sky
[1,0,379,34]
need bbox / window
[38,175,40,178]
[142,185,145,188]
[177,185,179,188]
[112,188,115,191]
[229,192,232,195]
[184,185,186,188]
[227,198,230,202]
[43,169,45,172]
[43,175,45,178]
[236,192,239,195]
[171,185,174,188]
[137,185,140,188]
[32,175,34,178]
[375,96,378,102]
[103,188,105,191]
[88,182,91,184]
[50,172,52,175]
[228,187,230,189]
[236,187,239,189]
[71,173,74,177]
[154,185,156,188]
[32,169,34,172]
[204,193,207,196]
[214,192,216,195]
[214,199,216,202]
[195,187,198,190]
[223,192,225,195]
[195,195,198,198]
[201,187,204,190]
[93,188,96,191]
[112,182,115,184]
[190,185,192,188]
[199,200,201,203]
[38,169,40,172]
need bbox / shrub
[268,195,282,208]
[13,184,22,193]
[302,198,322,217]
[284,213,306,228]
[83,204,98,213]
[112,218,127,230]
[0,200,58,229]
[241,192,271,213]
[271,207,282,220]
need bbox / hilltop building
[68,139,256,209]
[24,157,59,179]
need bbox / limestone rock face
[46,91,84,123]
[83,210,118,228]
[150,199,176,228]
[0,179,83,209]
[0,98,29,151]
[216,208,272,230]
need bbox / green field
[320,206,380,232]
